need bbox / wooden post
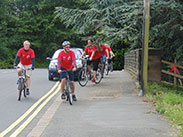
[174,59,177,87]
[141,0,150,95]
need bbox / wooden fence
[125,48,183,88]
[161,59,183,87]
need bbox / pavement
[26,71,178,137]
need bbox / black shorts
[87,58,100,71]
[60,67,74,81]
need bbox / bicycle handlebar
[80,56,89,61]
[16,67,32,70]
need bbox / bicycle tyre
[95,68,102,84]
[68,92,73,105]
[110,62,113,72]
[78,68,88,87]
[101,63,104,78]
[67,82,73,105]
[105,63,109,75]
[18,78,23,101]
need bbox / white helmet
[62,41,70,47]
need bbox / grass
[145,82,183,137]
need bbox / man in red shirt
[105,43,115,59]
[14,40,35,95]
[80,40,101,82]
[105,43,115,65]
[169,65,182,86]
[97,42,109,77]
[57,41,77,101]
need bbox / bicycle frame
[78,57,90,87]
[78,56,102,86]
[17,68,28,101]
[61,70,73,105]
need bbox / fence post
[174,59,177,87]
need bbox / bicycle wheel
[67,82,73,105]
[78,68,88,87]
[18,78,23,101]
[101,63,104,78]
[105,63,109,75]
[110,62,113,72]
[95,68,102,84]
[23,81,27,98]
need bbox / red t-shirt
[169,66,180,74]
[98,44,107,56]
[57,50,76,70]
[84,45,100,60]
[107,46,112,53]
[17,48,35,65]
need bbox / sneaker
[26,89,30,95]
[91,78,95,83]
[61,93,66,100]
[72,94,77,101]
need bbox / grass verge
[145,82,183,137]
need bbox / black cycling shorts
[87,58,100,71]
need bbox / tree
[55,0,183,63]
[55,0,143,47]
[149,0,183,62]
[0,0,85,68]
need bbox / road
[0,69,177,137]
[0,69,56,136]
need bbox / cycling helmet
[62,41,70,47]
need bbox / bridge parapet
[124,48,161,82]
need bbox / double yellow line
[0,81,60,137]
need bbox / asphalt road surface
[0,69,178,137]
[0,69,56,136]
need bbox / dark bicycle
[105,58,113,75]
[17,68,30,101]
[98,57,105,78]
[60,69,74,105]
[78,56,102,87]
[78,56,90,87]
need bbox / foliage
[146,82,183,136]
[0,0,183,69]
[55,0,143,47]
[55,0,183,63]
[149,0,183,62]
[0,0,85,68]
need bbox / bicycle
[60,69,74,105]
[17,68,30,101]
[98,57,105,78]
[78,56,90,87]
[78,57,102,87]
[105,58,113,75]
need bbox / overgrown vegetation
[0,0,182,69]
[146,83,183,137]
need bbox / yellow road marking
[10,86,60,137]
[0,81,60,137]
[27,95,62,137]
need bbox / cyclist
[105,43,115,65]
[14,40,35,95]
[80,40,101,82]
[57,41,77,101]
[97,42,109,77]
